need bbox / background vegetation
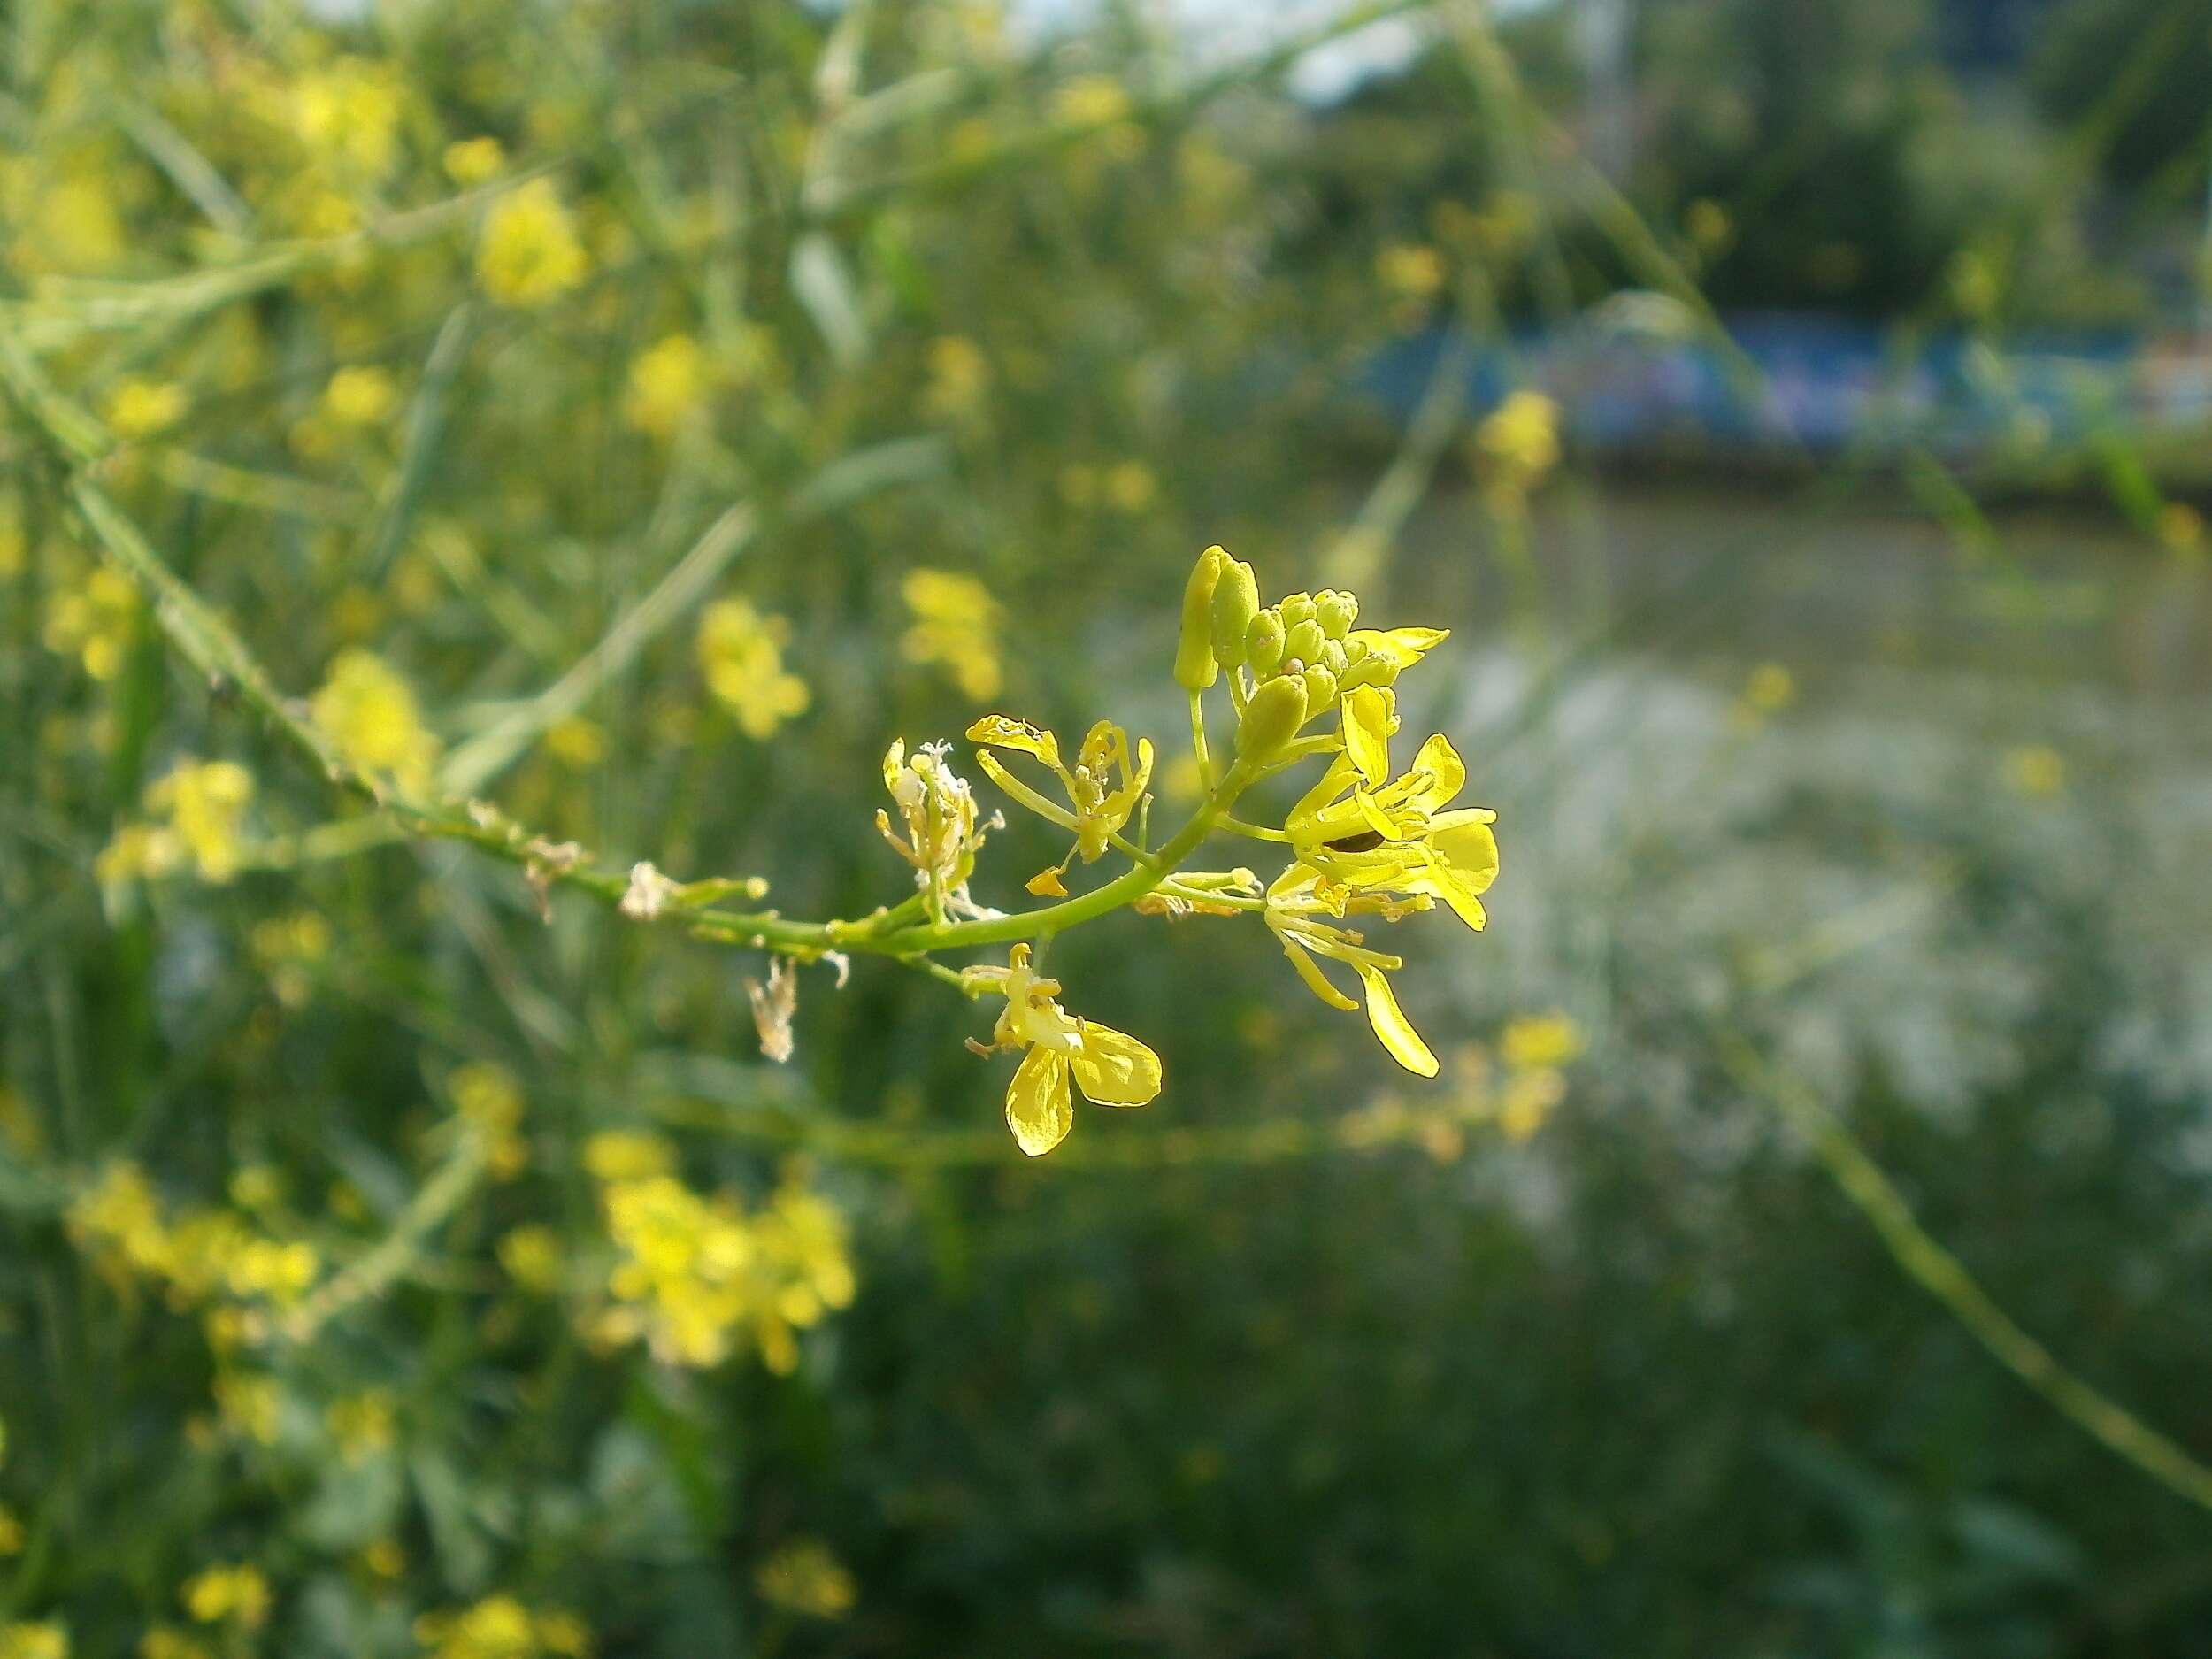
[4,0,2212,1654]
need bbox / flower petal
[1281,938,1359,1011]
[1430,815,1499,896]
[1005,1047,1074,1156]
[1404,733,1466,815]
[1363,626,1449,669]
[1342,687,1393,787]
[1357,964,1439,1077]
[1069,1022,1162,1106]
[965,716,1061,767]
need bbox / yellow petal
[1357,964,1439,1077]
[1366,626,1449,668]
[1342,687,1392,787]
[1405,733,1466,814]
[1069,1022,1162,1106]
[965,715,1061,767]
[1026,865,1070,897]
[1005,1047,1073,1155]
[1430,815,1499,897]
[1281,938,1359,1011]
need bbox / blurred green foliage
[5,0,2212,1655]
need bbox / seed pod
[1235,672,1308,761]
[1279,591,1317,628]
[1282,618,1325,670]
[1301,663,1339,715]
[1317,590,1358,640]
[1210,557,1260,670]
[1174,547,1229,690]
[1245,609,1286,679]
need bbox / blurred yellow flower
[622,335,709,437]
[923,335,990,423]
[0,1505,22,1556]
[442,136,506,186]
[697,598,810,739]
[221,1237,319,1306]
[901,569,1003,700]
[451,1061,529,1179]
[1377,242,1446,299]
[1053,75,1133,128]
[1476,390,1560,486]
[139,1627,211,1659]
[756,1539,856,1620]
[1740,662,1796,715]
[326,1390,397,1460]
[583,1130,676,1183]
[214,1372,280,1444]
[181,1563,271,1630]
[543,716,607,769]
[498,1225,565,1293]
[42,565,139,680]
[311,649,441,792]
[0,1623,66,1659]
[105,380,188,440]
[1498,1065,1566,1143]
[477,180,589,308]
[323,365,400,426]
[147,759,255,884]
[1501,1011,1583,1072]
[291,58,405,179]
[2004,744,2066,799]
[413,1595,589,1659]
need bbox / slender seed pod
[1210,557,1260,670]
[1235,672,1307,761]
[1174,546,1229,690]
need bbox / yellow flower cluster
[476,180,589,308]
[622,335,709,437]
[105,379,189,441]
[97,758,257,887]
[181,1563,272,1631]
[311,649,441,792]
[586,1137,856,1371]
[449,1061,530,1180]
[0,1623,65,1659]
[755,1539,857,1620]
[900,569,1004,700]
[697,598,810,740]
[1475,390,1561,497]
[42,565,138,680]
[413,1596,589,1659]
[66,1163,319,1314]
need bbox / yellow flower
[105,379,188,440]
[756,1539,856,1620]
[0,1623,67,1659]
[543,716,606,769]
[1053,74,1133,128]
[221,1237,319,1305]
[42,565,139,680]
[962,944,1161,1156]
[476,180,588,308]
[182,1563,271,1630]
[413,1595,588,1659]
[450,1061,528,1179]
[696,598,809,740]
[622,335,709,437]
[2005,744,2065,799]
[1376,242,1446,299]
[326,1390,397,1460]
[443,136,506,186]
[140,759,256,884]
[582,1130,675,1183]
[1288,704,1499,932]
[1498,1065,1565,1143]
[1263,869,1439,1079]
[0,1504,22,1556]
[876,740,998,921]
[922,335,990,423]
[214,1372,281,1445]
[1501,1011,1582,1072]
[966,716,1153,895]
[291,58,405,179]
[901,569,1003,699]
[1740,661,1795,715]
[311,650,441,791]
[1475,389,1559,484]
[497,1225,565,1293]
[322,365,400,426]
[138,1627,210,1659]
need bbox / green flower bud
[1316,590,1358,639]
[1282,618,1325,671]
[1317,638,1348,679]
[1210,557,1260,669]
[1301,663,1339,715]
[1174,546,1229,690]
[1341,634,1371,667]
[1245,609,1286,679]
[1235,672,1307,761]
[1338,653,1389,691]
[1279,591,1317,628]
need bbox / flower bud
[1245,609,1286,679]
[1235,672,1307,761]
[1317,638,1348,679]
[1174,546,1228,690]
[1210,557,1260,670]
[1338,652,1391,691]
[1282,618,1325,671]
[1317,589,1358,639]
[1279,591,1317,628]
[1300,663,1339,715]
